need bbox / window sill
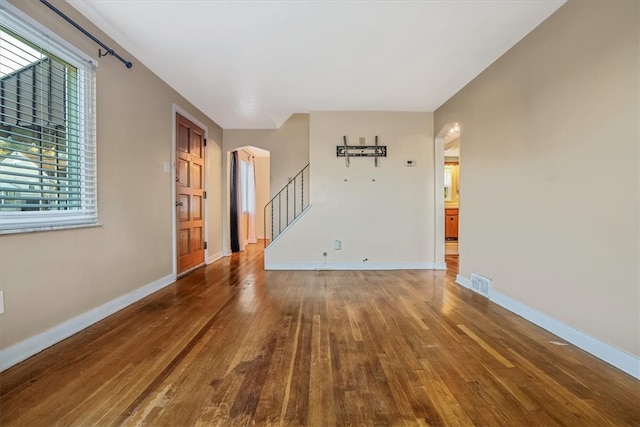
[0,222,103,236]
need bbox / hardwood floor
[445,241,458,256]
[1,243,638,426]
[444,254,458,283]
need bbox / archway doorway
[435,123,461,275]
[229,146,270,253]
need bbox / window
[0,4,97,233]
[240,160,249,213]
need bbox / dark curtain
[230,151,240,252]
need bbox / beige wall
[265,111,435,268]
[223,114,309,196]
[0,0,223,352]
[435,0,639,356]
[254,156,270,239]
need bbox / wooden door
[176,113,205,275]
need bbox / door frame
[434,129,446,268]
[171,104,209,277]
[224,145,271,255]
[435,123,459,268]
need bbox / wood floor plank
[1,245,638,426]
[457,323,515,368]
[416,359,474,426]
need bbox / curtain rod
[39,0,133,69]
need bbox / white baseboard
[0,273,176,372]
[454,274,640,379]
[456,274,472,289]
[265,262,444,271]
[433,262,447,270]
[207,251,224,264]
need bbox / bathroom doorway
[444,124,460,256]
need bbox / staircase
[264,164,309,247]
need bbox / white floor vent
[471,273,492,298]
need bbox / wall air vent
[471,273,492,298]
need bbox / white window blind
[0,4,97,233]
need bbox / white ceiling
[67,0,565,129]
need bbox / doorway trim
[435,123,459,268]
[435,129,445,268]
[226,145,271,255]
[171,104,209,277]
